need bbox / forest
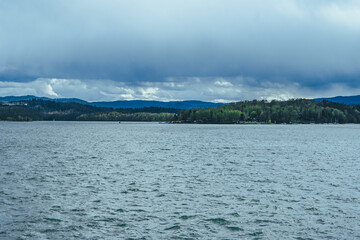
[1,98,360,123]
[173,99,360,124]
[0,99,177,122]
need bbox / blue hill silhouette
[313,95,360,105]
[0,95,225,109]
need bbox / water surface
[1,122,360,239]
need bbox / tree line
[0,99,177,121]
[2,98,360,123]
[173,99,360,124]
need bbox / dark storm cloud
[1,0,360,100]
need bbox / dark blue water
[1,122,360,239]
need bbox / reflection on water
[1,122,360,239]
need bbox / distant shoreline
[1,120,357,125]
[1,98,360,124]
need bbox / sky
[0,0,360,102]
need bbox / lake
[1,122,360,239]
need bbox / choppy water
[1,122,360,239]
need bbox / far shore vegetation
[1,98,360,124]
[174,99,360,124]
[0,99,177,122]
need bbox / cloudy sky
[0,0,360,102]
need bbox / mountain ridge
[312,95,360,105]
[2,94,360,109]
[0,95,225,109]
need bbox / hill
[0,95,225,109]
[0,99,178,121]
[313,95,360,105]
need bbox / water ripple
[1,122,360,239]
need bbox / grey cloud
[0,0,360,100]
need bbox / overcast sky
[1,0,360,102]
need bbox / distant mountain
[90,100,225,109]
[0,95,50,102]
[0,95,225,109]
[50,98,89,105]
[313,95,360,105]
[0,95,88,105]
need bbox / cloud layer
[1,0,360,100]
[2,77,360,103]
